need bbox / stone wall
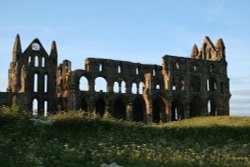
[0,35,231,122]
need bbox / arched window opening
[207,100,211,115]
[65,65,68,72]
[34,73,38,92]
[44,101,48,116]
[208,78,217,91]
[174,107,178,120]
[136,67,139,75]
[79,76,88,91]
[28,56,31,64]
[153,69,156,76]
[191,76,200,92]
[171,100,184,121]
[207,100,217,116]
[176,61,180,69]
[32,99,38,116]
[95,98,105,117]
[113,82,119,93]
[42,57,45,67]
[138,82,143,94]
[156,84,160,89]
[190,96,203,117]
[44,74,48,93]
[153,97,164,123]
[113,98,126,120]
[80,98,88,112]
[121,81,126,93]
[207,79,210,91]
[95,77,107,92]
[132,83,137,94]
[34,56,39,67]
[118,65,121,73]
[132,96,145,122]
[99,64,103,72]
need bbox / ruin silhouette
[0,34,231,123]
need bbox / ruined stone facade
[0,35,231,123]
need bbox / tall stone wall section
[0,35,231,123]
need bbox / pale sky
[0,0,250,115]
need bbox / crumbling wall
[1,35,230,122]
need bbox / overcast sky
[0,0,249,116]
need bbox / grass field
[0,110,250,167]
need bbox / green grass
[0,111,250,167]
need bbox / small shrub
[4,105,21,113]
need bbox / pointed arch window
[34,56,39,67]
[79,76,89,91]
[44,74,48,93]
[136,67,139,75]
[113,82,119,93]
[99,64,103,72]
[28,56,31,65]
[32,99,38,116]
[118,65,121,73]
[121,81,126,93]
[34,73,38,92]
[42,57,45,67]
[44,101,48,116]
[139,82,143,94]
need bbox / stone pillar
[143,73,153,123]
[183,100,190,119]
[89,78,95,92]
[163,100,171,122]
[119,82,121,93]
[107,81,113,93]
[126,83,131,94]
[145,100,152,123]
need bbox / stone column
[89,77,95,92]
[183,100,190,119]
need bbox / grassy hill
[0,111,250,167]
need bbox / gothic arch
[190,76,200,92]
[171,98,184,121]
[80,97,88,112]
[190,96,203,117]
[152,96,165,123]
[113,96,127,120]
[95,76,108,92]
[132,96,145,122]
[95,98,106,117]
[79,75,89,91]
[207,97,218,116]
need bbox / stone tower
[7,34,58,115]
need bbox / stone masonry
[0,34,231,123]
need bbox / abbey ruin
[0,35,231,123]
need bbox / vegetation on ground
[0,108,250,167]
